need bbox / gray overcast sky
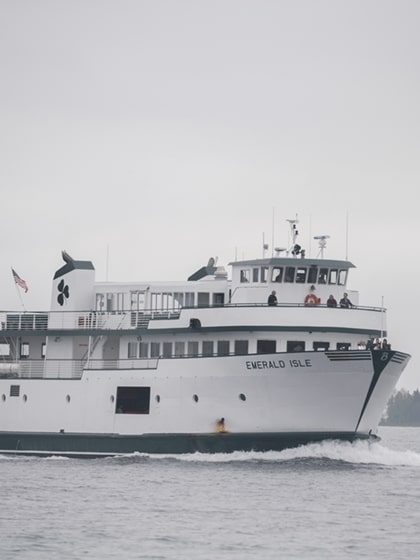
[1,0,419,389]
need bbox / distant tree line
[381,389,420,426]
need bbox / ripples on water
[1,427,420,559]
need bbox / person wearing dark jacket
[267,290,278,306]
[327,294,337,307]
[339,293,353,308]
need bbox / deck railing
[0,358,160,379]
[0,304,385,334]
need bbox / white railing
[0,358,159,379]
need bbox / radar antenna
[313,235,330,258]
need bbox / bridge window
[308,266,317,283]
[253,268,259,282]
[337,342,351,350]
[261,267,268,283]
[296,267,307,283]
[338,270,347,285]
[240,269,250,283]
[318,268,328,284]
[272,267,283,282]
[116,386,150,414]
[285,267,295,283]
[329,269,338,284]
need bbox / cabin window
[287,341,305,352]
[20,342,29,359]
[185,293,195,307]
[202,341,214,356]
[257,340,276,354]
[217,341,230,356]
[139,342,149,358]
[173,292,184,307]
[96,293,105,311]
[234,340,249,355]
[252,268,259,282]
[41,343,46,358]
[318,268,328,284]
[175,341,185,356]
[240,269,250,283]
[308,266,317,283]
[150,342,160,358]
[197,292,210,307]
[188,341,199,356]
[213,293,225,306]
[329,269,338,285]
[162,342,172,357]
[0,343,10,357]
[261,267,268,283]
[338,270,347,285]
[115,386,150,414]
[285,267,295,283]
[272,267,283,282]
[337,342,351,350]
[313,342,330,351]
[296,268,307,283]
[127,342,138,358]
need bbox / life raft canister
[304,293,319,306]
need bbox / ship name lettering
[289,359,312,368]
[246,360,286,370]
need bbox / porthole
[239,393,246,401]
[66,395,71,403]
[110,395,115,403]
[23,394,28,402]
[155,395,160,403]
[193,394,199,403]
[1,394,5,402]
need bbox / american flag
[12,268,28,293]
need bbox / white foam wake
[123,439,420,467]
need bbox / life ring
[305,293,319,306]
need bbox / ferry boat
[0,219,411,457]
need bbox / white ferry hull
[0,350,409,457]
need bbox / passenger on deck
[326,295,337,308]
[267,290,278,306]
[382,338,391,350]
[339,293,353,308]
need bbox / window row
[0,342,46,359]
[240,266,348,286]
[127,339,352,358]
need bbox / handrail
[0,304,385,333]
